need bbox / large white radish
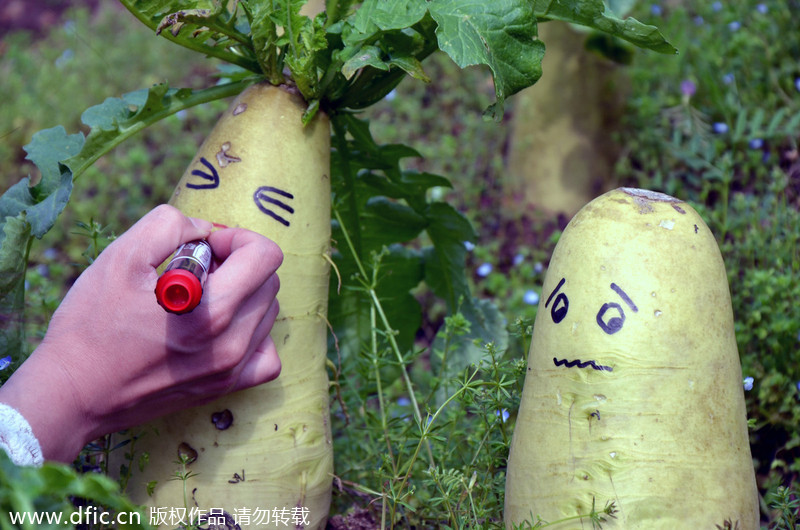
[505,188,758,529]
[123,83,332,529]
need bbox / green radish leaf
[0,215,31,365]
[119,0,260,73]
[428,0,545,119]
[362,197,428,249]
[387,55,431,83]
[340,114,381,154]
[353,0,428,32]
[0,126,78,362]
[0,216,30,295]
[422,201,477,311]
[360,171,451,208]
[326,0,358,25]
[342,45,390,80]
[532,0,676,54]
[240,0,280,81]
[2,127,81,240]
[584,31,635,65]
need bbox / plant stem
[370,289,397,475]
[392,368,479,523]
[66,80,255,181]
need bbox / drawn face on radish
[544,276,644,374]
[505,188,759,529]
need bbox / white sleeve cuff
[0,403,44,467]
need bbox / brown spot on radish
[233,103,247,115]
[211,409,234,430]
[672,204,686,214]
[216,142,241,167]
[621,187,684,214]
[177,442,198,464]
[620,187,682,203]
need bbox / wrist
[0,345,94,463]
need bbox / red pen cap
[155,269,203,314]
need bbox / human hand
[0,205,283,462]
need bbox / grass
[1,1,799,528]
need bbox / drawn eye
[596,283,638,335]
[596,302,625,334]
[545,277,569,324]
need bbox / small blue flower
[680,80,697,97]
[533,262,544,274]
[397,396,411,407]
[496,409,510,423]
[749,138,764,150]
[795,78,800,93]
[712,1,723,11]
[796,381,800,394]
[36,264,49,278]
[693,15,705,26]
[723,73,735,85]
[743,377,754,391]
[55,48,74,68]
[728,21,741,32]
[756,3,768,13]
[476,263,493,277]
[523,290,540,305]
[650,4,662,16]
[385,89,397,102]
[512,253,525,267]
[712,122,729,134]
[0,357,11,371]
[463,241,475,252]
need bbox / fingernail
[189,217,214,232]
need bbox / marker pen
[155,240,212,314]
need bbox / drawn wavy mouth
[552,357,613,372]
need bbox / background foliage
[0,0,798,528]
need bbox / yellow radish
[122,83,332,528]
[504,187,758,529]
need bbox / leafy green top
[120,0,675,118]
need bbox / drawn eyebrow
[610,283,638,312]
[545,277,566,308]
